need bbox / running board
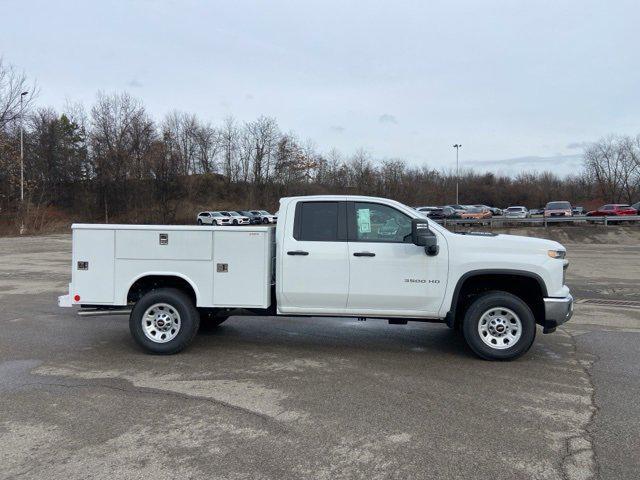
[77,309,132,317]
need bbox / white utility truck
[58,195,573,360]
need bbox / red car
[586,204,638,217]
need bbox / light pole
[20,91,28,234]
[453,144,462,205]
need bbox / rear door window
[294,202,346,241]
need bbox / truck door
[279,201,349,312]
[345,201,447,317]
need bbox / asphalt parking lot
[1,234,639,480]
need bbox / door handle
[287,250,309,256]
[353,252,376,257]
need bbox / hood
[454,232,564,254]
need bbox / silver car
[504,206,530,219]
[197,211,233,226]
[220,211,251,225]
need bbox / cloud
[461,154,584,176]
[126,79,143,88]
[378,113,398,125]
[329,125,345,133]
[566,141,591,150]
[464,154,582,167]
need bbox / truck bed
[67,224,275,309]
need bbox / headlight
[548,250,566,259]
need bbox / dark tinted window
[546,202,571,210]
[297,202,339,241]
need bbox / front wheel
[462,291,536,360]
[197,219,203,225]
[129,288,200,354]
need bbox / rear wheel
[462,291,536,360]
[129,288,199,354]
[197,219,203,225]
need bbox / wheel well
[127,275,197,305]
[451,273,545,328]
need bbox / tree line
[1,59,639,233]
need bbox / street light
[20,91,28,235]
[453,144,462,205]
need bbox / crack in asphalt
[560,327,601,480]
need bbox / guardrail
[436,215,640,228]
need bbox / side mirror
[411,218,439,256]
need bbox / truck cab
[59,195,573,360]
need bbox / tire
[263,218,269,224]
[129,288,200,354]
[233,219,238,225]
[462,291,536,360]
[197,219,203,225]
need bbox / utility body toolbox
[60,224,275,309]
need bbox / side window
[295,202,341,241]
[352,202,412,243]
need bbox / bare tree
[583,135,639,203]
[0,58,37,132]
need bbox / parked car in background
[250,210,278,223]
[416,206,460,220]
[572,206,585,216]
[220,211,251,225]
[544,201,573,217]
[586,204,637,219]
[529,208,544,216]
[197,211,232,226]
[474,204,502,216]
[444,204,467,215]
[504,206,530,219]
[237,211,264,224]
[415,206,440,217]
[461,206,492,223]
[441,206,461,219]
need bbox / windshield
[229,212,242,216]
[210,212,222,217]
[467,207,483,213]
[546,202,571,210]
[258,210,271,215]
[507,207,524,212]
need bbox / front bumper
[542,294,574,333]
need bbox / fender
[122,271,202,306]
[445,269,548,327]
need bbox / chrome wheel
[477,307,522,350]
[142,303,181,343]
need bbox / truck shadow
[196,315,475,359]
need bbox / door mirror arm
[424,244,439,256]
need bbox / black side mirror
[411,218,439,256]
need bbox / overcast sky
[2,0,639,175]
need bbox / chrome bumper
[543,294,574,332]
